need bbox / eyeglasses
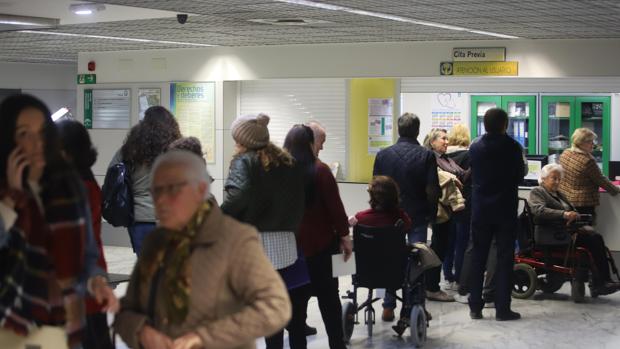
[150,181,189,199]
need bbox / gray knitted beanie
[231,113,270,149]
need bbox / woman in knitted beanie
[221,113,309,349]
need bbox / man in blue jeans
[373,113,440,321]
[468,108,526,321]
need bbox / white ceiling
[1,0,620,64]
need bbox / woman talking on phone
[0,94,118,348]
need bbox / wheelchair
[512,198,620,302]
[341,222,431,347]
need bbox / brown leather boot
[382,308,395,321]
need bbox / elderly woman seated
[114,150,291,349]
[529,163,620,297]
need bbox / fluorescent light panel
[275,0,520,39]
[0,14,59,27]
[19,30,216,47]
[69,3,106,16]
[51,107,69,121]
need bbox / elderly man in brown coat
[114,150,291,349]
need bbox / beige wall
[78,39,620,80]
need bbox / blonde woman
[559,128,619,220]
[421,128,470,302]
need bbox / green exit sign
[77,74,96,84]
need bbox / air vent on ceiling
[248,18,330,26]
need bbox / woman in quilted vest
[559,128,619,221]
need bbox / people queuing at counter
[1,93,619,348]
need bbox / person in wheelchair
[349,176,431,335]
[529,163,620,296]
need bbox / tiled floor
[105,246,620,349]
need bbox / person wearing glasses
[114,150,291,349]
[559,128,619,221]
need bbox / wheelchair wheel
[512,263,537,299]
[538,272,565,294]
[365,305,374,338]
[409,305,427,348]
[342,302,356,342]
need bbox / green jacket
[221,151,305,233]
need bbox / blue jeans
[442,221,457,282]
[443,213,470,283]
[383,223,428,309]
[127,222,156,256]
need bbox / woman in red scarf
[0,94,118,347]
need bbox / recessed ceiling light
[69,3,106,16]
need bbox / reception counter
[337,182,620,252]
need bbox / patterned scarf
[0,168,87,348]
[140,201,211,324]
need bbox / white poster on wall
[85,89,131,129]
[431,93,466,130]
[368,98,393,155]
[138,88,161,120]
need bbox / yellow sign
[452,61,518,76]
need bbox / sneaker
[496,310,521,321]
[304,324,317,336]
[382,308,395,321]
[484,301,495,309]
[426,290,455,302]
[454,293,469,304]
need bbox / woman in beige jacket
[559,128,619,221]
[114,150,291,349]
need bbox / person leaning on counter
[559,128,620,221]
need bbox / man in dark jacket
[373,113,441,320]
[373,113,440,243]
[468,108,526,321]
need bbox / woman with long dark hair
[285,124,351,349]
[57,119,113,349]
[0,94,117,347]
[109,106,181,255]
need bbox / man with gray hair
[115,150,291,349]
[306,121,326,158]
[373,113,444,318]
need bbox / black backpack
[101,162,134,227]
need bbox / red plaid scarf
[0,172,87,347]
